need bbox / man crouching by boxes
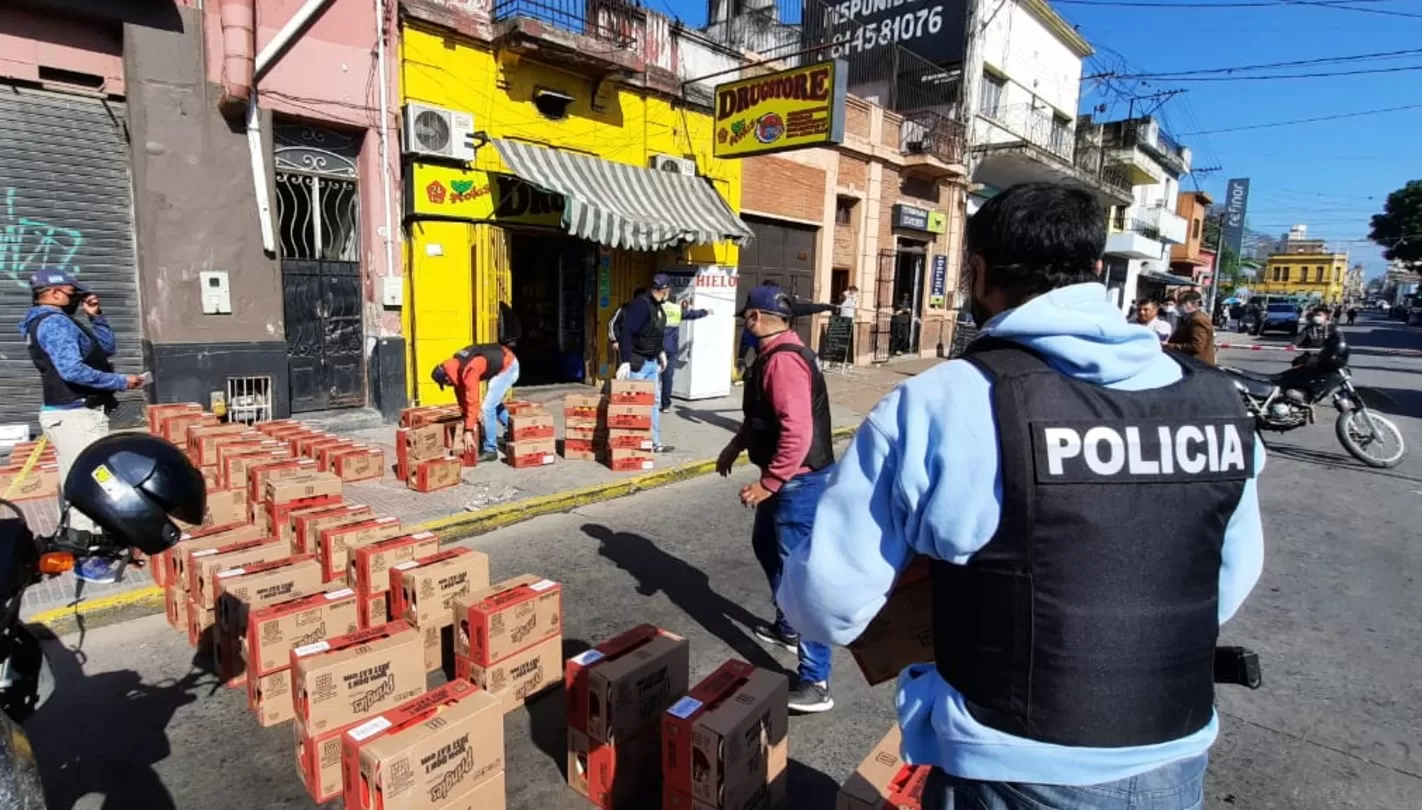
[430,342,519,463]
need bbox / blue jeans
[629,359,661,444]
[483,360,520,452]
[751,466,832,684]
[923,754,1208,810]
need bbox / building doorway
[872,240,926,360]
[507,232,594,385]
[739,217,818,346]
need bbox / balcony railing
[1100,119,1187,174]
[981,102,1073,161]
[1111,210,1163,242]
[491,0,643,48]
[901,109,965,165]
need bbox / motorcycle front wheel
[1335,409,1407,468]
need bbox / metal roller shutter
[0,86,143,431]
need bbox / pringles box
[350,531,440,598]
[389,548,491,629]
[244,588,360,676]
[290,622,426,734]
[453,575,562,666]
[454,634,561,713]
[847,558,932,686]
[835,726,929,810]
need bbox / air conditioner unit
[650,154,697,176]
[402,103,476,161]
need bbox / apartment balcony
[1140,203,1188,245]
[1100,118,1191,178]
[489,0,646,74]
[1105,215,1165,260]
[972,105,1133,205]
[901,110,966,177]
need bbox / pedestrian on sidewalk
[1134,298,1173,343]
[616,276,674,453]
[659,293,711,413]
[21,271,146,583]
[716,283,837,714]
[1347,306,1358,326]
[777,182,1265,809]
[431,342,520,463]
[1166,290,1217,365]
[607,288,644,364]
[838,286,859,319]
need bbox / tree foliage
[1369,179,1422,264]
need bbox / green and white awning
[493,139,753,251]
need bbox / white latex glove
[615,363,631,380]
[657,352,668,371]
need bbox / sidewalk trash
[836,726,929,810]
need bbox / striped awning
[494,139,754,252]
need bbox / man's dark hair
[1178,290,1202,307]
[966,182,1105,301]
[1311,304,1330,316]
[1137,297,1160,308]
[632,287,646,298]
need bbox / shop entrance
[507,232,594,385]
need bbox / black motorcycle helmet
[1316,331,1350,372]
[63,434,206,555]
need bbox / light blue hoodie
[778,282,1265,786]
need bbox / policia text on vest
[1036,421,1253,482]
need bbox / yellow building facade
[399,22,743,404]
[1257,250,1349,304]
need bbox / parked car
[1255,302,1301,336]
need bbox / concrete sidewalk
[19,362,939,625]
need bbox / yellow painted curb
[27,425,859,629]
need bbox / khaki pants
[38,407,110,534]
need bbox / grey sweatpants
[38,407,110,534]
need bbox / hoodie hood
[981,282,1167,386]
[19,305,63,337]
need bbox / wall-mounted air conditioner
[650,154,697,176]
[402,103,476,161]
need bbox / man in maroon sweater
[717,284,838,713]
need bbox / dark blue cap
[28,271,87,293]
[651,273,672,289]
[741,284,793,317]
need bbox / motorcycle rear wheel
[1335,410,1407,468]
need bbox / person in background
[1295,306,1334,349]
[1332,304,1344,323]
[1166,290,1217,366]
[838,286,859,319]
[608,288,644,363]
[1161,296,1181,330]
[21,271,145,584]
[617,276,674,453]
[660,293,711,413]
[1347,306,1359,326]
[1229,301,1245,332]
[777,182,1265,809]
[431,342,520,463]
[1134,299,1173,343]
[716,283,837,714]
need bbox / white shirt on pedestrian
[839,297,857,319]
[1145,318,1173,342]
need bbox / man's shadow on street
[25,626,209,810]
[581,523,787,675]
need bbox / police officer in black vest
[775,183,1266,808]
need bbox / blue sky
[659,0,1422,278]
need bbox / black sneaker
[787,680,834,714]
[652,444,674,454]
[478,450,499,463]
[754,623,800,653]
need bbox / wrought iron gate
[871,249,896,362]
[274,125,365,412]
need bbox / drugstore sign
[713,60,848,159]
[408,163,564,226]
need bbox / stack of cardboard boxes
[562,380,657,471]
[389,547,491,675]
[504,400,557,469]
[835,727,930,810]
[452,574,563,712]
[662,659,790,810]
[397,421,462,493]
[565,625,690,809]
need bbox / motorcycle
[1219,333,1407,469]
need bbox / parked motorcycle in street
[1220,333,1407,468]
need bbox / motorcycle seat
[1220,367,1277,399]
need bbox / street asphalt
[18,312,1422,810]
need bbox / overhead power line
[1179,102,1422,134]
[1107,47,1422,79]
[1142,63,1422,82]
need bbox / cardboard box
[317,516,403,583]
[296,715,365,804]
[423,622,453,673]
[603,404,652,431]
[220,444,290,490]
[293,503,373,556]
[565,426,599,441]
[188,424,256,466]
[212,621,246,687]
[199,465,222,493]
[565,625,689,742]
[506,439,556,469]
[397,424,446,463]
[453,574,562,667]
[247,457,319,504]
[147,402,202,432]
[605,379,657,406]
[244,588,361,677]
[293,432,335,457]
[390,548,491,629]
[847,559,932,686]
[247,666,295,727]
[351,531,440,597]
[164,585,189,634]
[215,555,324,634]
[186,600,213,648]
[290,622,426,734]
[836,727,928,810]
[159,411,216,444]
[330,447,385,482]
[253,419,302,436]
[504,399,544,416]
[454,633,561,712]
[341,680,505,810]
[507,412,555,442]
[265,472,342,505]
[605,448,654,472]
[188,537,288,609]
[0,465,59,501]
[662,660,789,810]
[312,439,358,468]
[561,446,600,462]
[602,429,654,451]
[409,456,462,492]
[568,725,661,810]
[197,488,247,529]
[360,591,389,629]
[171,524,269,592]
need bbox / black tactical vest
[26,311,117,410]
[631,294,667,362]
[934,337,1255,748]
[454,343,506,381]
[742,341,834,475]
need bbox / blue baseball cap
[28,271,87,293]
[740,284,793,318]
[651,273,672,289]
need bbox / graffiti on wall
[1,188,86,288]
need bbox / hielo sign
[713,60,848,158]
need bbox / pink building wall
[0,7,125,95]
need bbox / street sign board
[713,60,848,158]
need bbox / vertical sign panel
[1222,178,1250,262]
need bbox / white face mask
[1310,315,1326,325]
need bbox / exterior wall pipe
[219,0,255,107]
[374,0,397,307]
[254,0,337,82]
